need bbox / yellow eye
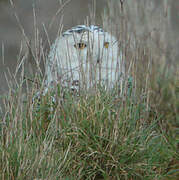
[104,42,109,48]
[74,43,87,50]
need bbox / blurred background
[0,0,178,110]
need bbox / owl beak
[97,54,100,63]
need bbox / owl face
[46,25,124,92]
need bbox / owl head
[46,25,124,92]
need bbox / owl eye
[104,42,109,48]
[74,42,87,50]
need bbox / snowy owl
[45,25,124,93]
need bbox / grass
[0,0,179,179]
[0,63,178,179]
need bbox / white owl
[45,25,124,93]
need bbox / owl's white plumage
[45,25,124,92]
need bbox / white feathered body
[45,25,124,91]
